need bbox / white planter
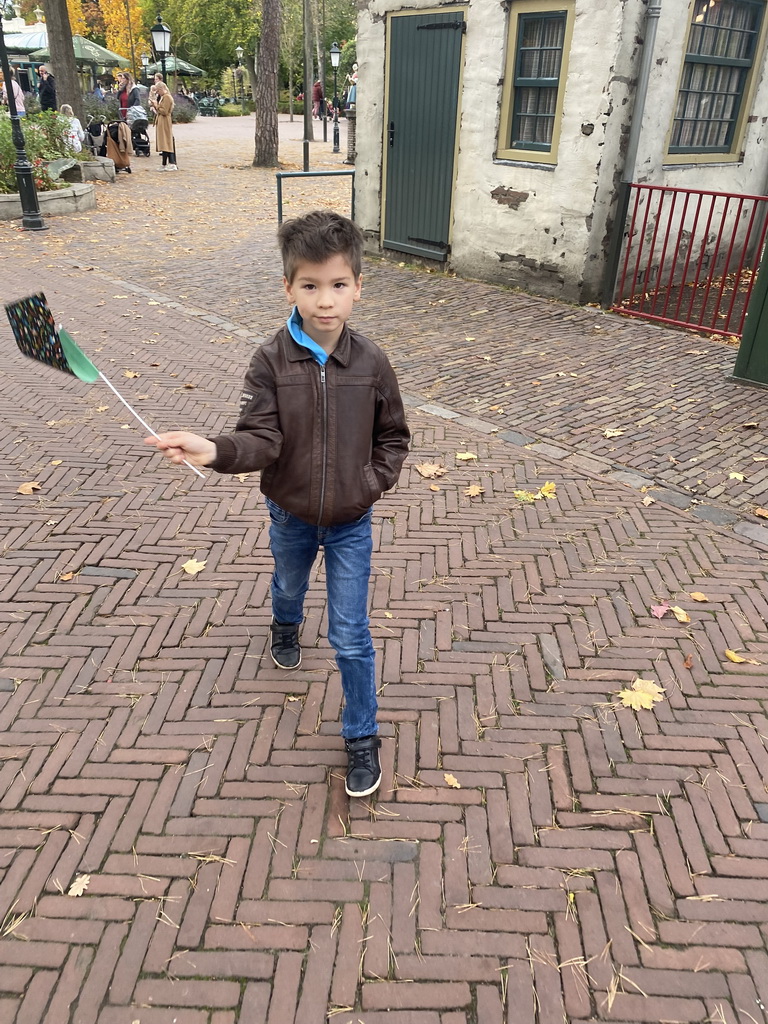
[0,182,97,221]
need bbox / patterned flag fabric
[5,292,99,383]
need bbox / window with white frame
[670,0,765,154]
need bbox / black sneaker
[344,735,382,797]
[270,620,301,670]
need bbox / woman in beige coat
[152,83,176,170]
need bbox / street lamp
[140,52,149,85]
[235,44,244,112]
[150,14,171,83]
[330,41,340,154]
[0,17,46,229]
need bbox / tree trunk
[43,0,84,122]
[288,66,294,122]
[252,0,281,167]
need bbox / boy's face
[284,253,362,352]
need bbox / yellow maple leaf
[444,773,461,789]
[415,463,447,479]
[604,428,624,438]
[642,495,655,506]
[617,677,665,711]
[725,649,761,665]
[464,485,485,497]
[455,452,478,461]
[235,473,249,482]
[181,558,207,576]
[537,481,557,499]
[670,605,691,624]
[123,370,140,379]
[68,874,90,896]
[729,472,745,482]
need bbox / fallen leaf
[642,495,655,506]
[464,485,485,497]
[181,558,206,576]
[96,405,109,412]
[444,773,461,789]
[603,428,624,438]
[455,452,478,461]
[671,605,691,624]
[651,602,670,619]
[235,473,249,482]
[384,612,393,619]
[753,456,768,462]
[689,592,709,602]
[741,422,759,429]
[754,508,768,519]
[429,484,441,492]
[725,649,761,665]
[58,571,76,581]
[537,481,557,499]
[415,463,447,479]
[123,370,140,379]
[683,653,695,669]
[50,459,62,466]
[729,472,745,482]
[120,424,130,430]
[184,383,196,389]
[617,677,666,711]
[513,489,538,503]
[68,874,90,896]
[17,481,41,495]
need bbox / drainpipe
[601,0,663,307]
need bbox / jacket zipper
[318,364,328,524]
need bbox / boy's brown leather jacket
[208,325,410,526]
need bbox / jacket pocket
[363,463,382,505]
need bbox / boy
[145,210,410,797]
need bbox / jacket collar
[282,322,352,367]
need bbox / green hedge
[0,110,76,194]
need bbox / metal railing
[612,183,768,338]
[276,170,355,225]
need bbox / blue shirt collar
[287,307,329,365]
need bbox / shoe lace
[348,742,375,773]
[272,626,297,653]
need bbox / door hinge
[417,20,465,31]
[408,236,451,253]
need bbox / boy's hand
[144,431,217,467]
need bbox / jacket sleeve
[207,350,284,474]
[371,353,410,491]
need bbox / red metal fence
[612,183,768,338]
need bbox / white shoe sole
[345,772,382,798]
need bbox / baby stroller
[127,106,151,157]
[84,115,106,158]
[105,121,132,174]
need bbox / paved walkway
[0,114,767,1024]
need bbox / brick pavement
[0,115,768,1023]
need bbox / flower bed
[0,111,89,195]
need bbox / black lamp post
[0,15,46,230]
[141,52,149,85]
[235,44,244,112]
[330,41,340,154]
[150,15,171,84]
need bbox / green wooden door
[733,245,768,385]
[383,10,465,262]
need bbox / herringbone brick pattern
[1,116,767,1023]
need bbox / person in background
[149,72,163,108]
[93,82,104,100]
[59,103,85,152]
[1,68,25,116]
[116,71,140,121]
[312,79,323,119]
[37,65,56,111]
[152,82,176,170]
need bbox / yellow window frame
[497,0,575,164]
[665,0,768,165]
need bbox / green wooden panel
[383,12,464,262]
[733,245,768,384]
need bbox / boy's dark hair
[278,210,364,282]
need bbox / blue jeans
[266,497,377,739]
